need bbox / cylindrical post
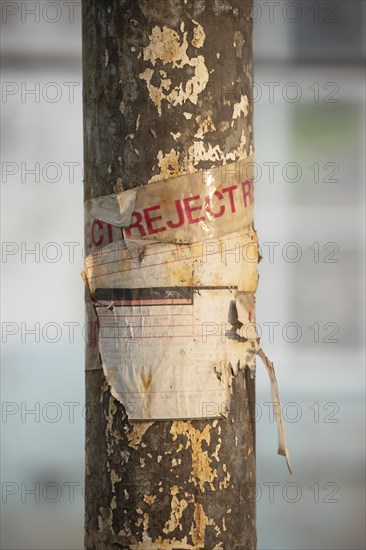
[83,1,255,548]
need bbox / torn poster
[84,156,254,420]
[95,286,256,420]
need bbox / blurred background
[1,1,365,548]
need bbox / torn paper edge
[257,347,292,474]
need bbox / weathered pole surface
[83,1,255,549]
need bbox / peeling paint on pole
[83,1,256,548]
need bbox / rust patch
[190,502,212,548]
[127,422,154,450]
[171,422,218,491]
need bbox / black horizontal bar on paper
[95,287,194,307]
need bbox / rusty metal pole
[83,1,255,548]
